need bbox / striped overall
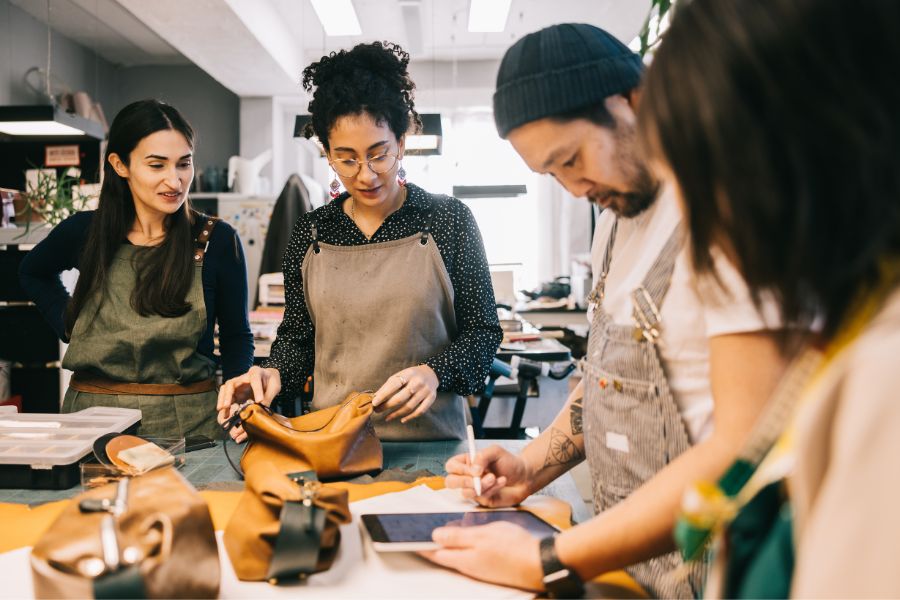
[582,218,706,598]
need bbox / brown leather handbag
[226,391,383,480]
[223,462,352,583]
[30,467,219,599]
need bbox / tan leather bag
[231,391,383,480]
[30,467,219,599]
[223,462,352,582]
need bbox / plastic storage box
[0,406,141,489]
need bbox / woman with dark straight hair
[20,99,253,438]
[639,0,900,596]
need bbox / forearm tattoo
[543,427,585,469]
[569,396,584,436]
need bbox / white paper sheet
[0,547,32,599]
[0,486,534,599]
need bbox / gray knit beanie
[493,23,644,138]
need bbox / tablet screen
[361,511,558,544]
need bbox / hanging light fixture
[0,2,104,139]
[0,105,104,138]
[294,113,443,156]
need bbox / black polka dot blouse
[263,182,503,397]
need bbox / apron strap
[420,200,436,245]
[192,212,219,265]
[309,214,321,254]
[586,217,619,306]
[631,223,685,341]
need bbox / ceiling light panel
[467,0,512,33]
[309,0,362,36]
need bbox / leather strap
[92,565,147,599]
[222,436,245,479]
[71,372,216,396]
[266,500,327,583]
[192,213,219,265]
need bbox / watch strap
[540,535,584,598]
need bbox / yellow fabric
[593,570,649,598]
[0,501,69,554]
[1,475,643,596]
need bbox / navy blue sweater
[18,211,254,380]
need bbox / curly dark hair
[301,41,421,151]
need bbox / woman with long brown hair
[20,99,253,438]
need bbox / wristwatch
[539,535,584,599]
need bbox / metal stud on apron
[302,200,467,441]
[62,215,220,440]
[581,218,706,598]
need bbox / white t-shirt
[588,187,776,443]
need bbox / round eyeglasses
[329,153,399,178]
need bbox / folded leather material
[223,463,352,582]
[30,467,220,599]
[234,391,383,480]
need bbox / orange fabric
[593,570,649,598]
[0,501,69,554]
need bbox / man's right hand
[444,445,533,507]
[216,366,282,442]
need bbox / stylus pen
[466,424,483,496]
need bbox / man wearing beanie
[430,23,784,598]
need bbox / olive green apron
[61,238,219,439]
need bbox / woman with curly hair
[218,41,502,441]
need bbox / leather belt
[70,372,217,396]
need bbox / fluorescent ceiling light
[0,121,86,136]
[310,0,361,36]
[468,0,512,33]
[0,105,104,139]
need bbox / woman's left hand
[420,522,543,591]
[372,364,439,423]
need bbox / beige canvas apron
[61,225,219,439]
[301,207,467,441]
[582,219,706,598]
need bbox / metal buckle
[289,474,322,507]
[632,287,662,344]
[586,274,607,306]
[78,478,131,576]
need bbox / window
[404,110,541,291]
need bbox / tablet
[360,510,560,552]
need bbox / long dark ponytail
[65,99,197,336]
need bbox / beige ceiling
[11,0,649,97]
